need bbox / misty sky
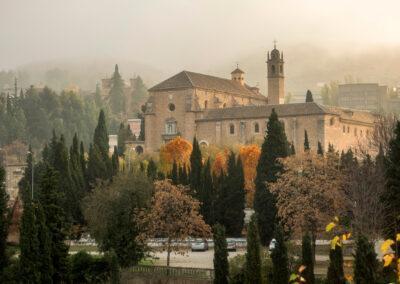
[1,0,400,71]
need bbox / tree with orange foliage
[159,137,192,172]
[212,149,229,177]
[239,145,261,207]
[146,180,211,266]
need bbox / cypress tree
[79,141,86,174]
[304,129,310,151]
[94,110,110,163]
[189,137,202,194]
[171,160,178,185]
[354,235,378,283]
[35,203,53,283]
[254,109,289,245]
[290,143,296,155]
[245,215,262,284]
[112,146,119,176]
[117,123,126,156]
[326,246,345,284]
[214,169,228,227]
[317,141,324,156]
[19,201,40,283]
[109,64,125,114]
[39,166,69,283]
[301,233,315,284]
[271,226,289,284]
[147,159,157,180]
[70,133,85,224]
[0,166,8,277]
[199,159,214,225]
[306,90,314,102]
[383,121,400,240]
[180,164,188,185]
[138,113,145,141]
[213,224,229,284]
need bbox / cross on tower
[273,39,277,49]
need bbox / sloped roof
[148,71,267,101]
[196,102,376,124]
[231,68,245,74]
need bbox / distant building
[338,83,388,112]
[127,118,142,138]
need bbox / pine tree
[301,233,315,284]
[39,166,69,283]
[19,201,40,283]
[245,215,262,284]
[326,246,345,284]
[354,235,378,283]
[304,130,310,151]
[383,121,400,240]
[0,166,8,276]
[189,137,202,194]
[199,159,214,225]
[109,64,125,114]
[317,141,324,156]
[306,90,314,102]
[254,109,289,245]
[213,224,229,284]
[171,160,178,185]
[147,159,157,180]
[271,226,289,284]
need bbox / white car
[191,239,209,251]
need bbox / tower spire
[273,39,277,49]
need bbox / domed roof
[271,48,280,59]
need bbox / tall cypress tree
[271,226,289,284]
[317,141,324,156]
[254,109,289,245]
[0,166,8,277]
[86,144,107,187]
[117,123,126,156]
[93,109,110,164]
[35,203,53,283]
[189,137,202,194]
[245,215,262,284]
[19,201,40,283]
[306,90,314,102]
[109,64,125,114]
[70,133,85,224]
[147,159,157,180]
[354,235,378,283]
[383,121,400,240]
[326,246,345,284]
[180,164,188,185]
[213,224,229,284]
[112,146,119,176]
[301,233,315,284]
[199,159,214,225]
[39,166,69,283]
[304,130,310,151]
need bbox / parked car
[269,238,277,252]
[227,240,237,251]
[191,239,208,251]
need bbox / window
[343,125,346,133]
[271,65,276,74]
[330,118,335,126]
[254,122,260,133]
[229,123,235,135]
[168,103,175,111]
[280,65,283,73]
[165,121,177,134]
[204,100,208,109]
[347,126,350,133]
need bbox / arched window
[229,123,235,135]
[165,120,177,134]
[254,122,260,133]
[330,117,335,126]
[280,65,283,73]
[204,100,208,109]
[343,125,346,133]
[271,65,276,74]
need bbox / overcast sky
[1,0,400,71]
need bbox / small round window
[168,103,175,111]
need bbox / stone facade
[144,46,376,154]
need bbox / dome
[271,48,280,59]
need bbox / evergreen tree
[301,233,315,284]
[109,64,125,114]
[87,144,108,187]
[245,215,262,284]
[117,123,126,156]
[383,121,400,240]
[304,130,310,151]
[112,146,119,176]
[180,164,188,185]
[19,201,40,283]
[290,143,296,155]
[354,235,378,283]
[93,109,110,163]
[254,109,289,245]
[189,137,202,194]
[70,133,85,224]
[306,90,314,102]
[138,113,145,141]
[271,226,289,284]
[213,224,229,284]
[35,203,53,283]
[147,159,157,180]
[0,166,8,277]
[39,166,69,283]
[317,141,324,156]
[171,160,178,185]
[326,246,345,284]
[79,141,86,175]
[199,159,214,225]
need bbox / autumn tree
[254,108,289,246]
[159,137,192,173]
[270,152,347,258]
[239,144,261,207]
[212,150,229,177]
[146,180,211,266]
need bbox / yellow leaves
[342,232,351,241]
[326,222,336,232]
[345,274,353,282]
[381,239,395,254]
[383,254,395,267]
[289,274,298,282]
[397,233,400,242]
[298,265,306,273]
[331,235,341,250]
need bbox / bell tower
[267,41,285,104]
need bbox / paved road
[152,249,245,269]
